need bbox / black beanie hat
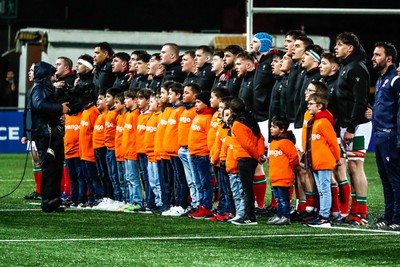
[195,91,211,108]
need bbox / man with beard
[221,45,244,97]
[93,42,116,97]
[370,42,400,231]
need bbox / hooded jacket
[27,61,63,139]
[336,45,370,133]
[268,131,298,187]
[252,50,278,122]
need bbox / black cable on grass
[0,146,30,199]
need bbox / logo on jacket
[268,149,283,157]
[312,134,321,140]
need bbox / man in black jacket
[160,43,185,84]
[222,45,244,97]
[195,45,215,91]
[111,52,130,91]
[93,42,116,97]
[334,32,371,226]
[27,61,70,212]
[236,52,255,111]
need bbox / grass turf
[0,153,398,266]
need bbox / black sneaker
[24,191,42,200]
[369,217,390,229]
[306,216,331,228]
[231,217,258,226]
[255,207,267,216]
[381,223,400,231]
[264,205,277,217]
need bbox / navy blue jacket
[372,64,400,147]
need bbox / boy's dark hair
[106,88,121,98]
[229,97,246,114]
[137,88,153,100]
[285,29,306,40]
[211,86,229,99]
[184,50,196,59]
[161,80,175,91]
[114,52,130,63]
[115,92,125,103]
[213,50,224,58]
[236,51,254,62]
[138,53,151,63]
[375,41,397,62]
[124,88,139,98]
[168,82,184,97]
[185,83,201,95]
[273,50,286,59]
[220,95,233,107]
[309,81,328,98]
[196,45,214,56]
[78,54,94,67]
[309,93,328,110]
[271,115,290,132]
[297,36,314,48]
[151,53,161,61]
[131,50,148,57]
[95,42,114,57]
[305,44,324,57]
[224,45,244,55]
[336,32,360,48]
[321,52,339,65]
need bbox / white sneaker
[162,206,185,216]
[267,215,281,225]
[228,215,242,223]
[94,198,113,210]
[161,206,178,216]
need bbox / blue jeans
[178,147,199,208]
[158,159,175,208]
[138,153,155,207]
[65,157,86,203]
[375,133,400,224]
[192,155,213,211]
[148,161,163,207]
[117,161,128,203]
[81,160,104,202]
[124,159,143,205]
[228,173,245,218]
[170,156,189,208]
[238,157,258,220]
[106,149,121,201]
[218,162,235,214]
[272,186,290,218]
[94,147,114,199]
[313,170,332,219]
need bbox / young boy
[229,98,265,226]
[267,115,299,225]
[80,99,104,207]
[114,93,128,204]
[155,82,175,212]
[303,93,340,228]
[188,91,215,219]
[137,88,156,211]
[161,82,190,216]
[144,92,163,212]
[178,83,201,212]
[93,93,114,205]
[122,89,142,212]
[104,88,123,202]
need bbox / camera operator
[27,61,70,212]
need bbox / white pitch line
[0,232,398,243]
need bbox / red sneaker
[192,207,213,219]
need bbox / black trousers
[35,135,64,207]
[238,157,258,220]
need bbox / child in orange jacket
[64,112,83,206]
[145,92,163,211]
[267,115,299,225]
[80,101,104,207]
[188,91,215,219]
[161,82,190,216]
[114,93,128,204]
[303,93,340,228]
[178,83,201,212]
[104,88,122,202]
[93,93,114,200]
[229,98,265,226]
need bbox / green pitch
[0,153,398,266]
